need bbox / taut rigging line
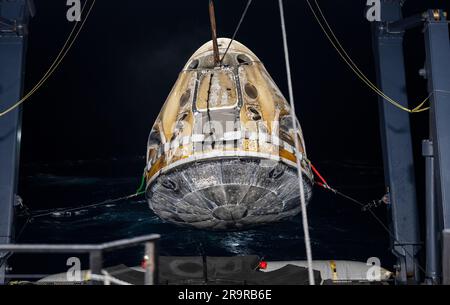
[306,0,431,114]
[0,0,97,118]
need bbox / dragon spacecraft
[145,38,314,230]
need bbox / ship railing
[0,234,160,285]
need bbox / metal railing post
[89,250,103,285]
[144,239,159,285]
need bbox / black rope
[220,0,253,64]
[320,184,426,274]
[0,218,32,269]
[16,218,32,241]
[28,192,144,220]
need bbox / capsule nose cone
[183,38,260,70]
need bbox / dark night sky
[20,0,449,167]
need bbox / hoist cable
[220,0,253,64]
[278,0,315,285]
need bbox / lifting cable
[0,0,97,118]
[278,0,315,285]
[305,0,431,114]
[220,0,253,64]
[308,160,426,274]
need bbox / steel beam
[0,0,34,285]
[423,10,450,233]
[423,11,450,284]
[371,0,421,283]
[444,229,450,285]
[387,13,425,33]
[422,140,439,283]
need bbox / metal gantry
[371,0,421,284]
[423,8,450,284]
[0,0,34,285]
[372,0,450,284]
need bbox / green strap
[136,171,146,195]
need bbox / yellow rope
[306,0,431,113]
[0,0,96,118]
[411,106,430,113]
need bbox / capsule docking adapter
[144,35,314,230]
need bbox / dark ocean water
[10,157,394,279]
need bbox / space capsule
[145,38,313,230]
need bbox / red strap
[310,163,329,186]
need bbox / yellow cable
[313,0,432,112]
[411,95,431,112]
[306,0,430,113]
[311,0,407,109]
[412,106,430,113]
[0,0,96,118]
[307,0,410,112]
[24,0,93,99]
[308,0,411,112]
[313,0,432,113]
